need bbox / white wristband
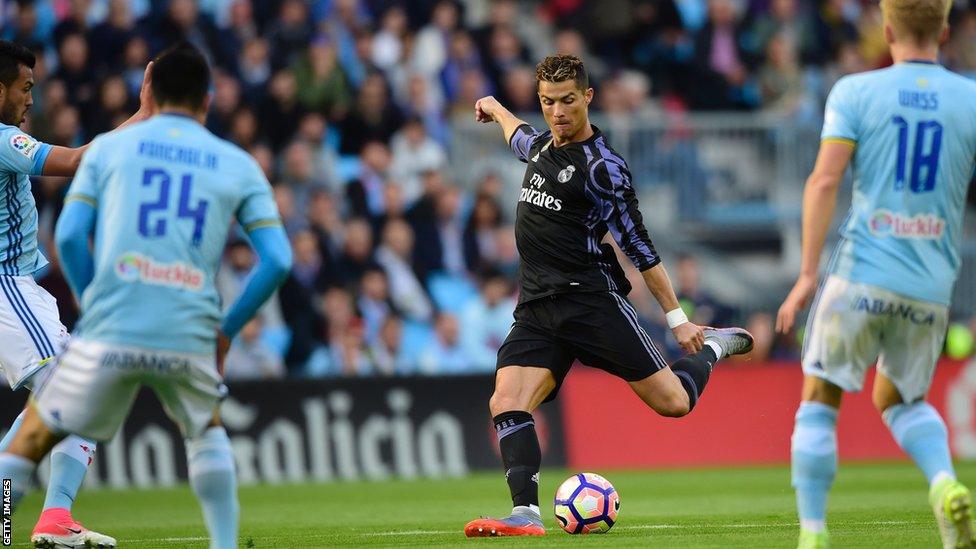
[666,308,689,329]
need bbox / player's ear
[883,23,895,45]
[584,87,594,105]
[201,92,213,116]
[939,24,950,45]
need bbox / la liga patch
[9,133,38,159]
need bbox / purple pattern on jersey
[584,139,660,271]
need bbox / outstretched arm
[41,61,157,176]
[775,141,854,333]
[474,95,530,147]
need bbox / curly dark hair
[535,54,588,91]
[0,40,35,87]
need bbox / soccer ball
[553,472,620,534]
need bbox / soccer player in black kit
[463,55,755,537]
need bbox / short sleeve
[236,160,281,232]
[64,138,102,208]
[0,126,52,175]
[508,124,541,163]
[821,77,859,145]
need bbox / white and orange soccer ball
[553,472,620,534]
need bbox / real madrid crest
[557,165,575,183]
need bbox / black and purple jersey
[508,123,660,304]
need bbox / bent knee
[653,393,691,418]
[489,391,521,416]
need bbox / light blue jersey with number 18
[822,61,976,306]
[65,113,280,354]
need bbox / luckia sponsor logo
[868,209,945,239]
[115,252,204,291]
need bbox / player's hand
[475,96,502,123]
[136,60,156,119]
[776,273,817,334]
[672,322,705,354]
[215,328,231,377]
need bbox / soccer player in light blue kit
[0,42,292,549]
[0,39,157,547]
[776,0,976,547]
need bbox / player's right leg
[0,275,112,545]
[792,275,881,549]
[793,376,843,549]
[464,364,555,537]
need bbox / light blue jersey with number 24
[822,61,976,305]
[65,113,280,354]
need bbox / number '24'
[891,116,942,193]
[139,168,209,246]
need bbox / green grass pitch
[11,460,970,547]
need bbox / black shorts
[496,291,669,402]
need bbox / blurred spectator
[419,313,469,374]
[54,32,96,107]
[238,37,272,94]
[675,254,736,327]
[265,0,312,70]
[375,219,434,322]
[358,267,395,344]
[347,141,391,220]
[691,0,755,110]
[389,117,448,205]
[293,38,352,118]
[410,182,471,278]
[757,33,805,115]
[463,193,503,270]
[89,0,134,71]
[224,318,286,380]
[339,73,405,155]
[368,315,409,375]
[460,270,516,370]
[372,6,409,72]
[332,217,378,287]
[412,0,459,79]
[259,71,307,152]
[280,140,330,208]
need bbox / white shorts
[0,275,68,390]
[802,276,949,402]
[34,339,224,441]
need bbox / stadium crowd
[4,0,975,379]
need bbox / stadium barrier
[560,360,974,468]
[0,375,567,488]
[3,361,975,487]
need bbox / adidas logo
[531,152,539,162]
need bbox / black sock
[671,347,718,411]
[494,410,541,509]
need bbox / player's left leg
[873,297,974,549]
[150,348,238,549]
[792,376,843,549]
[186,414,238,549]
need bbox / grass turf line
[11,461,967,548]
